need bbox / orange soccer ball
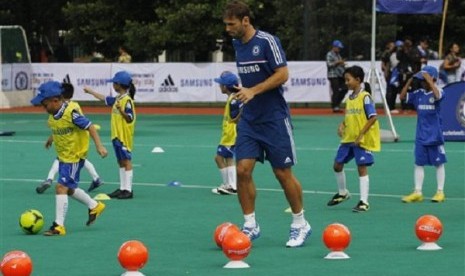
[222,230,251,261]
[415,215,443,243]
[322,223,351,251]
[214,222,240,248]
[1,250,33,276]
[117,240,149,271]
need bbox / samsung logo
[180,79,213,87]
[291,78,327,86]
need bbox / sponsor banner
[2,63,32,91]
[5,60,454,103]
[440,81,465,141]
[376,0,443,14]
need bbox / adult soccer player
[223,0,311,247]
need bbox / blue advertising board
[440,81,465,141]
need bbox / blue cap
[30,81,63,105]
[414,66,438,81]
[395,40,404,47]
[107,71,132,86]
[214,71,239,92]
[332,40,344,49]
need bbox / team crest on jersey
[252,45,260,56]
[456,93,465,127]
[429,97,435,104]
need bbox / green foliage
[1,0,464,61]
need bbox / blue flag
[376,0,443,14]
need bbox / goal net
[1,25,33,108]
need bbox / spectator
[326,40,347,113]
[440,43,461,84]
[118,46,132,63]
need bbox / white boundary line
[1,177,464,201]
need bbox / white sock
[291,210,307,227]
[227,166,237,190]
[124,170,133,192]
[414,165,424,193]
[47,159,59,181]
[436,164,445,191]
[119,168,125,190]
[244,212,256,228]
[359,175,369,204]
[84,159,99,181]
[220,167,228,186]
[335,171,347,195]
[55,194,68,226]
[71,188,97,209]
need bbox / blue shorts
[236,117,296,168]
[217,145,235,159]
[335,143,374,166]
[58,159,85,189]
[112,138,132,161]
[414,143,447,166]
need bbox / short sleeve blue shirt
[406,88,445,145]
[233,30,289,123]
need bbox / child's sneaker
[327,192,350,206]
[286,222,312,247]
[352,200,370,212]
[86,201,105,226]
[36,179,52,194]
[431,191,445,203]
[43,222,66,236]
[218,184,237,195]
[241,224,261,241]
[107,189,122,198]
[402,192,423,203]
[87,178,103,192]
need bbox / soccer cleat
[286,222,312,248]
[431,191,445,203]
[86,201,105,226]
[87,178,104,192]
[241,224,261,241]
[218,184,237,195]
[327,192,351,206]
[43,222,66,236]
[211,184,227,195]
[107,189,122,198]
[36,179,52,194]
[117,190,133,199]
[352,200,370,212]
[402,192,424,203]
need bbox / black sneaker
[117,190,133,199]
[107,189,122,198]
[36,179,52,194]
[327,192,350,206]
[352,200,370,212]
[87,178,103,192]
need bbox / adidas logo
[284,157,292,164]
[159,74,178,92]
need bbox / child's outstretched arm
[423,73,441,100]
[83,87,106,101]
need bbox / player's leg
[431,145,447,202]
[85,159,103,192]
[352,147,374,212]
[212,146,230,194]
[37,158,59,194]
[217,147,237,195]
[117,159,133,199]
[402,143,427,202]
[328,144,352,206]
[236,158,260,239]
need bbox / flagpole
[438,0,448,58]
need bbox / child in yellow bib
[84,71,136,199]
[327,65,380,212]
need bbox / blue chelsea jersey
[233,30,289,123]
[406,88,445,145]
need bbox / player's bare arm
[399,78,413,100]
[83,87,106,101]
[88,125,108,158]
[235,66,288,104]
[45,135,53,149]
[423,73,441,100]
